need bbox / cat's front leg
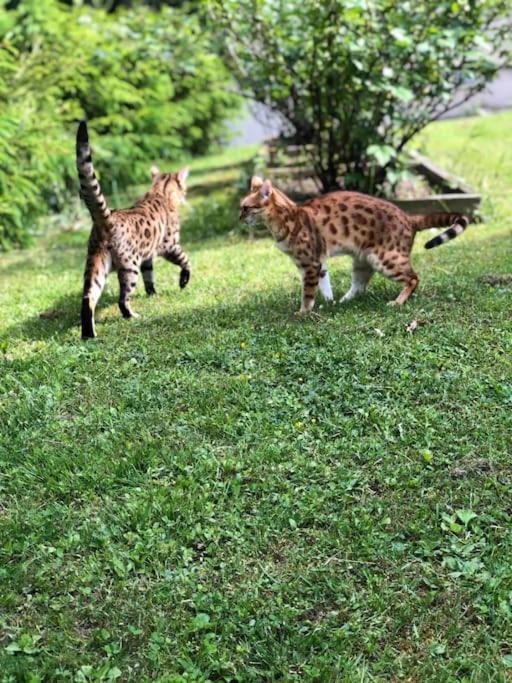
[299,262,321,313]
[163,244,191,289]
[318,263,333,302]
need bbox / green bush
[0,43,74,249]
[0,0,241,249]
[210,0,511,194]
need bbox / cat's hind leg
[388,269,419,305]
[369,252,418,305]
[81,249,111,339]
[117,265,140,319]
[141,258,156,296]
[340,257,374,303]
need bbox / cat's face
[239,176,273,225]
[150,165,189,205]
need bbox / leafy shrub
[0,0,240,249]
[210,0,511,194]
[180,152,266,242]
[0,43,74,248]
[182,194,240,242]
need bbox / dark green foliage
[210,0,511,194]
[8,0,195,9]
[0,43,75,249]
[0,0,240,249]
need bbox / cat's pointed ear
[250,175,263,191]
[150,164,160,179]
[260,179,273,201]
[177,167,189,186]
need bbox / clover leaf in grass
[5,633,41,655]
[430,642,447,656]
[192,613,211,630]
[456,510,478,526]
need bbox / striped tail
[76,121,112,231]
[411,213,469,249]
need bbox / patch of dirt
[479,274,512,286]
[451,456,493,479]
[298,602,341,624]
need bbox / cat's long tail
[76,120,112,231]
[411,213,469,249]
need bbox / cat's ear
[150,164,160,179]
[260,179,273,201]
[177,166,189,186]
[250,175,263,191]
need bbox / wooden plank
[269,166,315,178]
[408,151,477,194]
[264,143,481,219]
[390,194,481,218]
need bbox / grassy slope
[0,115,511,682]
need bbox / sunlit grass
[0,114,511,681]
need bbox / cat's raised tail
[411,213,469,249]
[76,120,112,232]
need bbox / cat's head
[239,176,274,225]
[150,165,189,205]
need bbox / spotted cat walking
[77,121,191,338]
[240,176,469,312]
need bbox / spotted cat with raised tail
[240,177,469,312]
[77,120,191,338]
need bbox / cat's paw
[120,305,139,319]
[180,268,190,289]
[295,307,318,317]
[339,292,356,304]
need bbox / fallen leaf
[421,449,433,463]
[406,319,426,334]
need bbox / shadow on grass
[3,230,510,345]
[2,291,96,342]
[2,272,393,345]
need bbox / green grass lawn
[1,113,511,682]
